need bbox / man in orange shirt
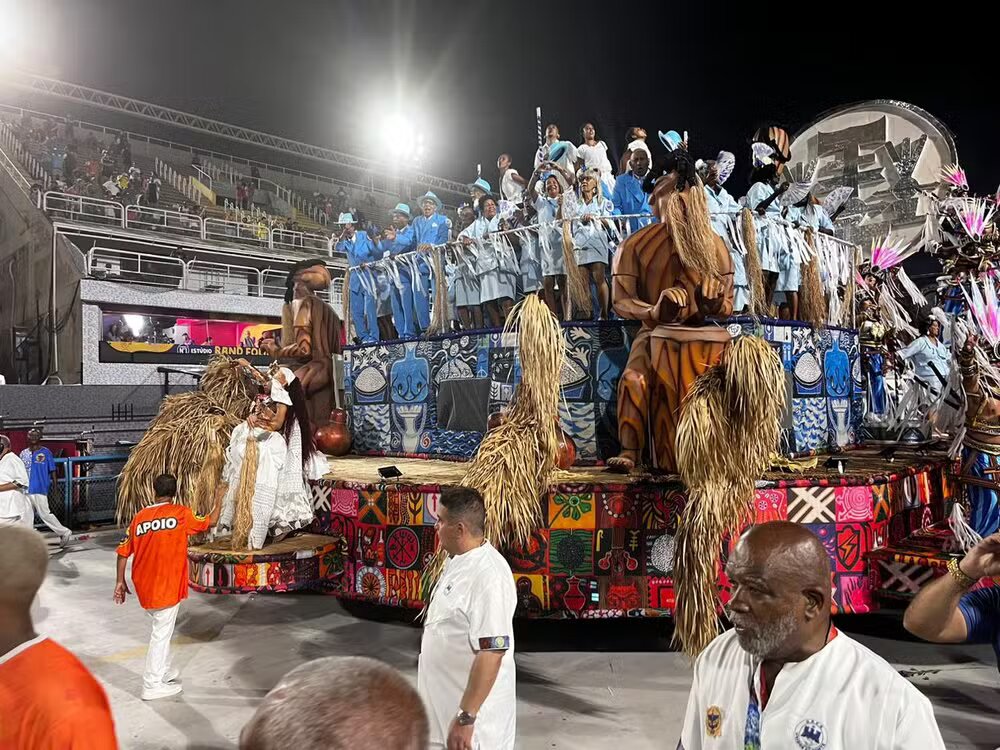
[0,525,118,748]
[115,473,221,700]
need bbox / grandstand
[0,72,467,387]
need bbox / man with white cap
[379,203,421,338]
[410,191,449,332]
[335,212,381,343]
[0,434,31,529]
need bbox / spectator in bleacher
[100,150,114,180]
[236,182,247,211]
[336,212,380,344]
[380,203,420,338]
[63,144,78,184]
[251,165,261,189]
[147,174,161,206]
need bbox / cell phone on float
[378,465,403,481]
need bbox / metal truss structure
[8,71,469,197]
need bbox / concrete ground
[36,532,1000,750]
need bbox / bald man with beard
[0,526,117,748]
[678,522,944,750]
[240,656,428,750]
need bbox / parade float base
[189,450,957,617]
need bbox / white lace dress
[218,421,326,549]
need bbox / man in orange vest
[114,473,221,700]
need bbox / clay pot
[314,409,352,456]
[556,420,576,469]
[486,410,508,431]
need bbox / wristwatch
[456,710,477,726]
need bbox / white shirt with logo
[418,541,517,749]
[679,629,945,750]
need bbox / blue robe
[611,173,654,236]
[745,182,784,273]
[336,231,380,343]
[379,225,421,339]
[704,185,747,310]
[408,213,449,332]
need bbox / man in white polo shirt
[678,521,944,750]
[418,486,517,750]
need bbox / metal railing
[86,244,343,304]
[87,247,185,288]
[125,203,202,237]
[44,190,125,226]
[186,259,258,296]
[43,190,347,256]
[52,454,128,529]
[155,156,202,204]
[0,139,33,198]
[0,120,52,190]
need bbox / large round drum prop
[787,100,956,249]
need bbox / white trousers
[143,604,180,690]
[28,493,70,537]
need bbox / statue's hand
[964,333,979,355]
[700,276,724,301]
[260,338,278,355]
[654,287,688,322]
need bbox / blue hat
[468,177,492,194]
[418,191,443,210]
[658,130,684,151]
[547,140,572,164]
[337,212,355,223]
[390,203,411,218]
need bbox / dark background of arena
[19,0,999,193]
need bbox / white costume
[418,541,517,749]
[217,369,326,549]
[460,215,517,304]
[500,168,524,204]
[679,629,945,750]
[571,194,615,266]
[534,194,564,277]
[577,140,616,195]
[0,450,31,528]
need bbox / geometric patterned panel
[306,455,951,619]
[788,487,837,523]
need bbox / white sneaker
[164,668,180,684]
[141,682,183,701]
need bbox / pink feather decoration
[869,235,908,270]
[941,164,969,190]
[956,198,995,241]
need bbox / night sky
[17,1,1000,193]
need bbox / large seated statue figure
[262,259,342,426]
[608,143,735,473]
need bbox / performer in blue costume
[958,335,1000,538]
[611,144,654,236]
[335,212,380,344]
[699,152,747,312]
[526,164,575,320]
[459,194,515,328]
[379,203,419,339]
[410,191,449,332]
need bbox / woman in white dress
[576,123,616,197]
[218,365,326,550]
[571,168,615,319]
[459,195,516,329]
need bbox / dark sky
[20,1,1000,193]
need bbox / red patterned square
[753,488,788,523]
[506,530,549,574]
[835,522,872,572]
[647,577,675,611]
[596,491,640,528]
[835,485,873,522]
[329,489,359,517]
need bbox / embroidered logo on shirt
[478,636,511,650]
[705,705,723,738]
[794,719,827,750]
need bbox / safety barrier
[0,121,52,190]
[44,454,129,529]
[87,247,185,288]
[43,191,345,257]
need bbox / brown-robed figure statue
[262,259,342,426]
[608,147,734,473]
